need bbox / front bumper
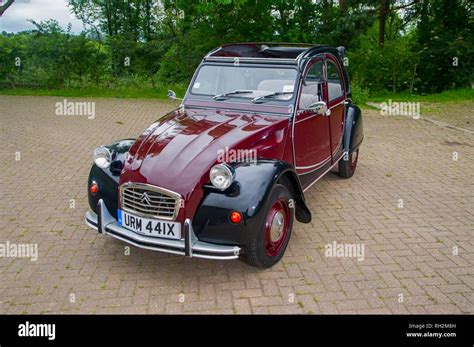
[85,199,240,260]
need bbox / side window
[304,61,323,85]
[299,60,323,109]
[327,60,344,101]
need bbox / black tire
[338,148,359,178]
[241,184,294,268]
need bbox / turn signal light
[90,181,99,195]
[230,211,242,224]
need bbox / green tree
[415,0,473,92]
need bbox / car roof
[204,42,351,96]
[205,42,345,65]
[208,43,317,59]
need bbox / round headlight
[209,163,234,190]
[93,146,112,169]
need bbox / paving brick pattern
[0,95,472,314]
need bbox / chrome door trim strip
[329,99,345,109]
[302,152,344,193]
[332,136,343,156]
[294,112,322,124]
[295,99,343,124]
[295,156,331,170]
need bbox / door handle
[307,101,331,116]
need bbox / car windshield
[191,65,298,102]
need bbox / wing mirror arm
[307,101,331,116]
[167,90,183,101]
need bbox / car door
[293,57,332,188]
[325,54,346,161]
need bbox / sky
[0,0,84,33]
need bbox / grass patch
[0,83,187,100]
[2,84,470,111]
[368,88,473,103]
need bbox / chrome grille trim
[120,182,182,221]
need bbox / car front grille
[120,183,181,221]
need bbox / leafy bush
[1,1,472,98]
[350,82,370,105]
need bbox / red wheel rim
[263,199,290,257]
[351,149,359,169]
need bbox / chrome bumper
[85,199,240,260]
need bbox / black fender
[87,139,135,218]
[343,102,364,153]
[192,160,311,247]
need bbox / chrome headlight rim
[93,146,112,169]
[209,163,235,190]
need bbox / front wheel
[241,184,294,268]
[338,148,359,178]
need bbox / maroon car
[85,43,363,267]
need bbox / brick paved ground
[0,95,472,314]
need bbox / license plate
[118,209,181,240]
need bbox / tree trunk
[104,0,114,37]
[409,64,417,95]
[392,68,396,93]
[379,0,390,47]
[339,0,347,15]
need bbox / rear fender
[343,103,364,152]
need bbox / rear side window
[327,60,344,101]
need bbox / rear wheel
[241,184,294,268]
[338,148,359,178]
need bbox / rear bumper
[85,199,240,260]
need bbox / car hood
[119,107,290,214]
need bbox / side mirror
[167,90,182,100]
[307,101,330,116]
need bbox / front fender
[87,139,135,218]
[343,103,364,152]
[192,160,311,246]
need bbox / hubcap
[270,211,285,242]
[264,200,290,257]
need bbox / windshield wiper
[252,92,293,104]
[213,90,254,101]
